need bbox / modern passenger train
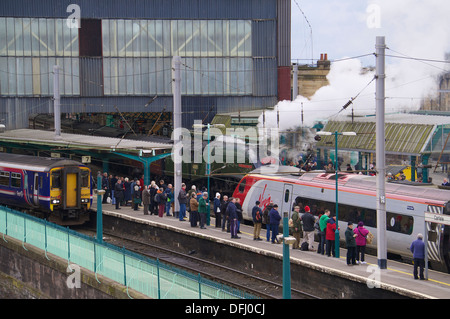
[0,153,92,225]
[232,170,450,272]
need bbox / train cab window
[11,173,21,188]
[238,179,246,193]
[81,170,89,188]
[51,170,61,189]
[0,171,9,186]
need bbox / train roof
[248,171,450,204]
[0,153,85,172]
[305,172,450,204]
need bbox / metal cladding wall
[0,0,290,129]
[276,0,291,101]
[0,0,277,19]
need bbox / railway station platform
[93,200,450,299]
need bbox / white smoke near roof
[261,0,450,131]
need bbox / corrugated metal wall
[0,0,277,19]
[79,57,103,97]
[277,0,291,66]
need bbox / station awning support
[114,152,172,186]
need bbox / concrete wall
[0,236,148,299]
[102,213,412,299]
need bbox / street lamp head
[342,132,356,136]
[316,131,332,136]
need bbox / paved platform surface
[95,201,450,299]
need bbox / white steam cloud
[262,0,450,130]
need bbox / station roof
[0,129,172,155]
[316,114,450,156]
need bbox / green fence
[0,206,256,299]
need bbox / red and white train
[232,170,450,272]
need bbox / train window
[51,170,61,189]
[81,170,89,188]
[0,171,9,186]
[284,189,290,203]
[238,178,246,193]
[11,173,21,188]
[387,213,413,235]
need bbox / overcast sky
[260,1,450,131]
[291,0,450,67]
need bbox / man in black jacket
[114,179,124,210]
[178,183,187,221]
[252,201,263,240]
[227,198,239,239]
[301,205,316,251]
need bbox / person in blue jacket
[269,204,281,244]
[410,233,426,280]
[227,197,239,239]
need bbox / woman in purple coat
[354,221,369,264]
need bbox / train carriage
[232,171,450,273]
[0,153,92,225]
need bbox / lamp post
[316,130,356,258]
[193,123,225,226]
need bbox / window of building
[0,17,79,96]
[102,19,252,96]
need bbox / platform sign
[81,156,91,164]
[424,212,450,226]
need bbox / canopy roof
[316,114,450,156]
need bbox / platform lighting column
[317,131,356,258]
[96,173,104,243]
[172,56,182,216]
[334,131,339,258]
[282,212,291,299]
[292,63,298,100]
[53,65,61,140]
[207,123,211,226]
[375,36,387,269]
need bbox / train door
[33,173,39,206]
[281,184,294,218]
[66,173,78,207]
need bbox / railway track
[78,227,320,299]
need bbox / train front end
[49,165,91,225]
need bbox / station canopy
[0,129,172,155]
[316,114,450,156]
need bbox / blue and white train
[0,153,92,225]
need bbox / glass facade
[0,17,253,97]
[102,19,252,96]
[0,17,79,95]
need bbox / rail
[0,206,257,299]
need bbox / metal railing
[0,206,256,299]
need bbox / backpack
[366,232,374,245]
[300,242,309,251]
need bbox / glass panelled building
[0,0,290,129]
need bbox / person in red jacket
[326,215,338,257]
[354,221,369,264]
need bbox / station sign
[82,156,91,164]
[424,212,450,226]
